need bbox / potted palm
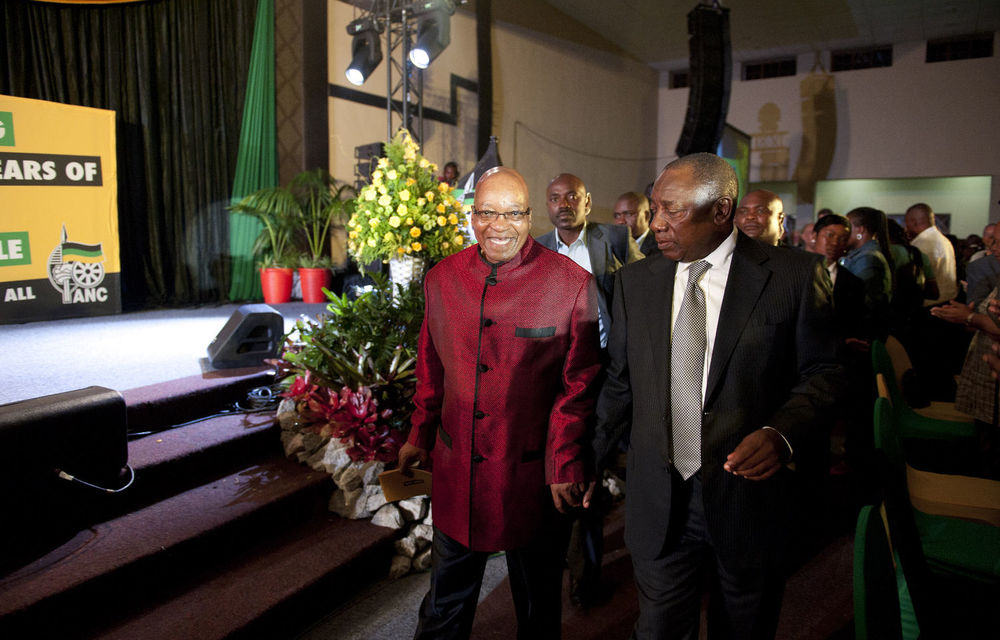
[286,169,355,303]
[230,187,297,304]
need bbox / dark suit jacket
[832,264,869,339]
[594,231,843,569]
[536,223,643,334]
[965,254,1000,307]
[638,231,658,257]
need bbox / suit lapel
[587,224,608,276]
[705,236,770,404]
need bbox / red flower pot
[298,267,331,303]
[259,267,293,304]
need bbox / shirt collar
[678,227,737,273]
[553,222,587,251]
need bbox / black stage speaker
[207,304,284,369]
[0,386,129,570]
[675,4,732,157]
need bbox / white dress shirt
[554,224,606,346]
[911,225,957,305]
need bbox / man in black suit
[537,173,644,348]
[590,153,842,639]
[614,191,658,256]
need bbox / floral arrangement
[275,273,424,463]
[347,128,469,265]
[281,374,404,462]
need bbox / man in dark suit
[537,173,644,348]
[614,191,658,256]
[589,153,843,639]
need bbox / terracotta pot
[259,267,293,304]
[298,267,331,303]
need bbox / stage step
[0,454,396,639]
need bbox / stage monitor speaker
[0,386,129,570]
[207,304,284,369]
[675,4,732,157]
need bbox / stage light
[409,1,456,69]
[345,18,382,86]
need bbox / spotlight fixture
[345,17,382,86]
[408,0,457,69]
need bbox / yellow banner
[0,94,120,322]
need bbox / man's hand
[398,442,428,477]
[581,480,598,509]
[723,428,787,481]
[929,299,973,325]
[550,482,586,513]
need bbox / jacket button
[478,363,489,373]
[483,318,494,327]
[472,454,485,463]
[474,410,485,419]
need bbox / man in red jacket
[399,167,602,639]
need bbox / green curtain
[228,0,277,301]
[1,0,256,308]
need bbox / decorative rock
[411,523,434,544]
[281,432,304,458]
[394,535,419,558]
[372,503,405,529]
[303,443,329,472]
[359,461,386,486]
[276,399,297,429]
[364,484,387,512]
[413,546,433,571]
[328,486,372,520]
[389,554,412,579]
[398,496,428,521]
[296,431,328,463]
[322,443,353,484]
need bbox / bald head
[473,167,532,264]
[905,202,934,238]
[735,189,784,246]
[613,191,651,239]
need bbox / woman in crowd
[842,207,894,341]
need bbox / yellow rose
[436,203,447,214]
[388,215,401,228]
[387,169,397,180]
[377,158,389,169]
[372,169,382,181]
[378,194,392,207]
[410,227,421,238]
[419,158,430,169]
[425,191,435,201]
[405,246,413,254]
[454,234,464,245]
[384,232,395,242]
[441,241,450,249]
[417,197,426,206]
[349,230,358,239]
[438,182,449,193]
[411,242,422,251]
[367,238,377,247]
[399,189,410,202]
[437,216,448,226]
[364,189,377,201]
[448,214,459,225]
[406,217,413,225]
[397,203,408,215]
[397,247,406,254]
[369,218,379,227]
[378,185,388,195]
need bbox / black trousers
[631,472,785,640]
[414,523,571,640]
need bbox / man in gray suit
[537,173,644,348]
[614,191,658,256]
[590,153,843,639]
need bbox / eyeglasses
[472,208,531,221]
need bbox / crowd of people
[394,155,996,640]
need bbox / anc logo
[48,225,109,304]
[0,112,13,146]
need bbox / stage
[0,302,330,406]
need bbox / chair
[871,341,977,440]
[853,504,904,640]
[871,397,1000,638]
[881,336,975,424]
